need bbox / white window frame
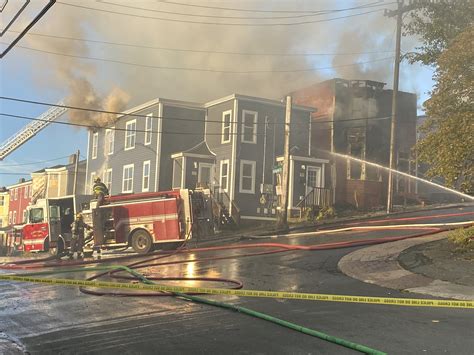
[14,188,17,201]
[122,164,134,193]
[125,119,137,151]
[145,114,153,145]
[104,168,113,192]
[29,185,32,198]
[221,110,232,144]
[92,132,98,159]
[142,160,151,192]
[241,110,258,144]
[24,186,28,199]
[8,211,12,225]
[105,128,114,155]
[239,160,256,194]
[219,159,229,192]
[13,211,17,225]
[0,196,3,206]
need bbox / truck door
[48,205,61,245]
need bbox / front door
[198,163,214,188]
[306,166,322,205]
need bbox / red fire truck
[22,189,212,254]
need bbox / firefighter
[70,213,91,258]
[92,177,109,206]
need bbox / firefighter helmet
[94,177,101,183]
[76,213,83,219]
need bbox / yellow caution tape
[1,274,473,309]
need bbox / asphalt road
[1,205,473,354]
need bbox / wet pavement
[0,206,473,354]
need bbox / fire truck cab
[22,195,91,253]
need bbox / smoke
[11,0,424,113]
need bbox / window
[105,128,114,155]
[221,110,232,144]
[23,210,27,224]
[0,196,4,206]
[145,114,153,145]
[29,185,32,198]
[239,160,256,194]
[125,120,136,150]
[0,220,2,228]
[122,164,134,193]
[14,188,18,201]
[13,211,17,224]
[219,160,229,192]
[29,208,44,223]
[104,169,113,192]
[8,211,12,225]
[92,132,98,159]
[142,161,150,192]
[241,110,257,144]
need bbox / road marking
[1,274,473,309]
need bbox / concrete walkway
[338,232,474,300]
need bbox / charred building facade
[292,78,417,209]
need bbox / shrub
[317,206,336,221]
[448,226,474,253]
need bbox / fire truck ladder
[0,102,67,160]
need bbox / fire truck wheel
[131,230,154,254]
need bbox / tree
[416,27,474,193]
[404,1,474,66]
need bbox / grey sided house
[171,94,331,222]
[85,98,205,195]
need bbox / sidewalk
[338,231,474,300]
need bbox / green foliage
[404,1,474,66]
[316,206,336,221]
[448,226,474,253]
[415,27,474,193]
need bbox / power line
[13,31,394,57]
[6,44,394,74]
[0,155,71,167]
[95,0,389,20]
[130,0,389,14]
[56,2,387,27]
[1,96,393,127]
[0,111,391,136]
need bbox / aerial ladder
[0,102,67,160]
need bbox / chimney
[19,178,25,183]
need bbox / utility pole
[385,0,404,213]
[73,149,80,196]
[277,96,292,230]
[385,0,426,213]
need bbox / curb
[338,231,474,300]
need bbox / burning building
[291,78,417,209]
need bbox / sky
[0,0,435,187]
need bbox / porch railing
[295,187,332,211]
[209,183,240,226]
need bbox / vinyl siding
[86,103,160,195]
[159,105,206,191]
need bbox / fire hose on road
[1,213,473,354]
